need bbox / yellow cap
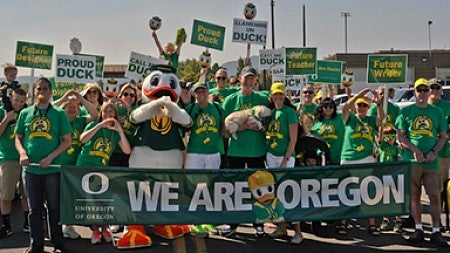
[270,82,286,95]
[355,97,370,105]
[248,170,275,191]
[414,78,429,89]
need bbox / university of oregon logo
[195,112,218,134]
[150,115,172,135]
[412,115,433,137]
[319,124,338,140]
[29,118,52,140]
[352,122,373,142]
[90,137,112,165]
[266,119,282,139]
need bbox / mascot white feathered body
[116,65,191,249]
[129,65,191,168]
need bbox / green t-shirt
[266,106,299,157]
[432,100,450,157]
[162,51,179,71]
[0,108,20,163]
[76,121,120,166]
[312,114,345,164]
[209,87,236,103]
[379,141,401,162]
[397,104,447,169]
[15,104,72,174]
[368,102,400,128]
[114,104,138,154]
[185,102,224,154]
[341,113,377,161]
[295,102,317,118]
[60,116,88,165]
[223,91,269,157]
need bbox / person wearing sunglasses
[108,83,138,167]
[427,78,450,232]
[312,98,345,166]
[397,78,448,247]
[79,82,104,116]
[341,88,384,236]
[296,84,317,118]
[208,68,237,103]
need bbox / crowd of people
[0,60,449,252]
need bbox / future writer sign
[61,162,410,225]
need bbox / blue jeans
[23,171,63,249]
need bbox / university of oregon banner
[60,162,411,225]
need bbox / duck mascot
[116,65,192,249]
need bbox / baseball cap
[270,82,286,95]
[191,82,208,93]
[428,77,444,87]
[414,78,429,89]
[355,97,370,105]
[240,66,257,78]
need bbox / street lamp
[341,12,350,53]
[69,37,82,55]
[428,20,432,68]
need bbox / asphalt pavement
[1,196,449,253]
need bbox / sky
[1,0,449,78]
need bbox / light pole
[341,12,350,53]
[428,20,432,68]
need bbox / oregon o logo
[81,172,109,194]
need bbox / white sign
[55,54,96,83]
[259,48,285,82]
[125,51,168,82]
[232,18,268,45]
[284,75,308,89]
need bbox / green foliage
[177,59,218,82]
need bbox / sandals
[368,225,380,236]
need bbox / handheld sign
[125,51,168,82]
[77,54,105,80]
[15,41,53,70]
[191,19,225,51]
[259,48,285,82]
[55,54,96,83]
[367,54,407,83]
[285,47,317,76]
[232,18,267,45]
[308,60,343,84]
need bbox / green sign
[61,162,410,225]
[308,60,343,84]
[49,77,84,100]
[367,54,407,83]
[15,41,54,69]
[191,19,225,50]
[285,47,317,75]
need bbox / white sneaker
[91,230,102,245]
[101,229,112,243]
[63,225,81,239]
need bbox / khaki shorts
[410,165,442,196]
[0,161,26,201]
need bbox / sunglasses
[216,76,227,81]
[87,89,98,95]
[356,103,369,108]
[303,90,314,95]
[416,88,430,93]
[430,85,441,90]
[384,133,396,139]
[123,92,136,98]
[322,103,335,109]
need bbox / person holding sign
[15,77,72,253]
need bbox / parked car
[396,86,450,108]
